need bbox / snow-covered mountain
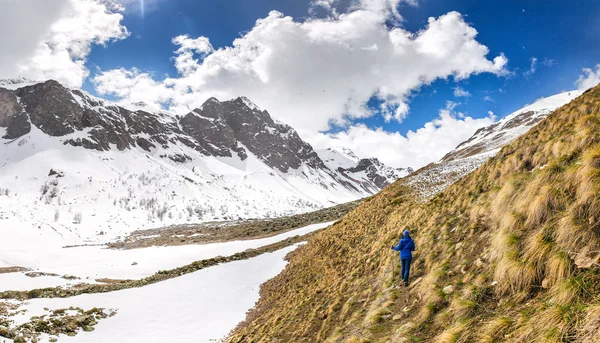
[405,89,584,199]
[317,147,413,192]
[0,80,409,245]
[441,90,584,162]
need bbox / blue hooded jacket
[392,230,415,259]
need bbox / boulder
[541,279,550,289]
[443,285,454,294]
[48,169,65,178]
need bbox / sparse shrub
[40,183,50,196]
[139,198,158,211]
[73,212,83,224]
[156,204,168,220]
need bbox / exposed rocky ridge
[2,81,187,152]
[0,88,29,139]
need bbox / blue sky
[3,0,600,168]
[83,0,600,136]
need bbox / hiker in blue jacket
[391,230,416,286]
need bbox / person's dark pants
[401,258,412,284]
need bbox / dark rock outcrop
[180,98,244,159]
[221,97,325,172]
[0,88,30,139]
[181,96,326,172]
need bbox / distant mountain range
[0,79,411,244]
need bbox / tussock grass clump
[549,276,589,305]
[544,251,573,287]
[477,316,513,343]
[432,321,471,343]
[229,85,600,343]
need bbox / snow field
[10,244,302,343]
[0,221,334,289]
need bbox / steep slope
[405,90,584,200]
[317,147,414,192]
[229,86,600,342]
[0,80,375,246]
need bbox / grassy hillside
[228,85,600,343]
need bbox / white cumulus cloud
[93,4,508,136]
[0,0,128,88]
[172,35,214,76]
[312,102,496,169]
[575,64,600,90]
[93,68,175,110]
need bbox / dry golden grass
[228,86,600,343]
[577,304,600,343]
[433,322,467,343]
[477,316,513,343]
[544,251,572,287]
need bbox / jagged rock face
[0,88,30,139]
[16,81,89,137]
[0,88,20,127]
[13,81,134,150]
[221,97,325,172]
[121,108,184,152]
[183,96,325,172]
[2,80,191,152]
[180,98,246,159]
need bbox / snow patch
[240,96,262,112]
